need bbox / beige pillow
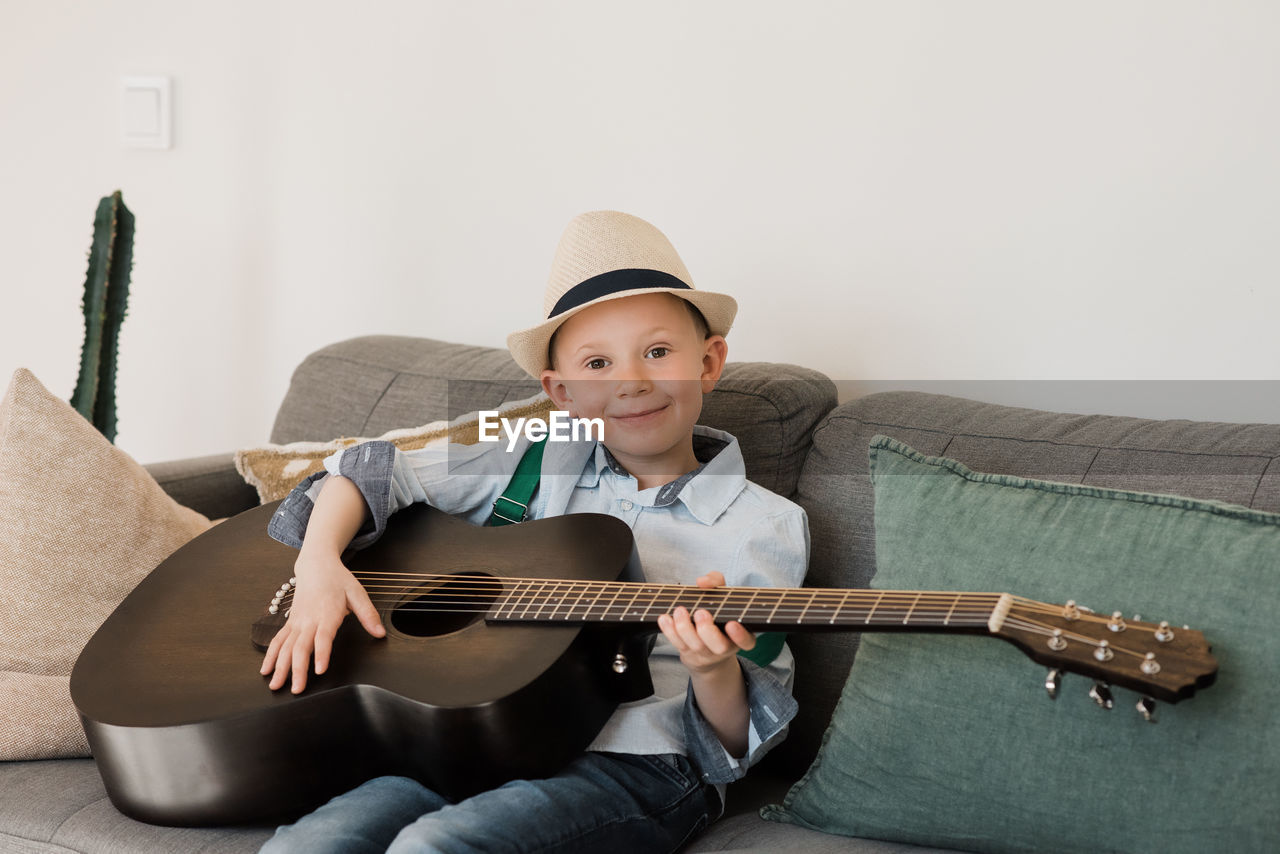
[0,369,212,760]
[235,393,556,503]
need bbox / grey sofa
[4,335,1278,853]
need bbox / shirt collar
[576,425,747,526]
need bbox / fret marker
[987,594,1013,633]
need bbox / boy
[258,211,809,853]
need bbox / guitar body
[70,502,648,827]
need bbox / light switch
[121,76,171,149]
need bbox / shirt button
[620,499,634,511]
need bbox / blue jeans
[258,752,721,854]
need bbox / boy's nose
[614,374,652,397]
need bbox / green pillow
[762,435,1280,853]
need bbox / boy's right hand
[259,550,386,694]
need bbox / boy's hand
[259,551,385,694]
[657,570,756,674]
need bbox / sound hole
[390,571,499,638]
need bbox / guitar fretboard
[488,581,1005,630]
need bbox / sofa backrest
[773,390,1280,777]
[271,335,838,499]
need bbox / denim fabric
[258,752,720,854]
[681,658,797,784]
[268,441,398,551]
[268,426,809,798]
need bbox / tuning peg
[1089,681,1114,709]
[1136,697,1157,723]
[1045,668,1062,700]
[1093,639,1114,661]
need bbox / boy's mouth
[609,404,669,425]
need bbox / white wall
[3,1,1278,464]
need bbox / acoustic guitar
[70,501,1218,827]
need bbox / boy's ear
[700,335,728,393]
[541,369,575,414]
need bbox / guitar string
[345,571,1014,597]
[268,591,1083,630]
[273,585,1011,615]
[337,573,1129,622]
[263,592,1176,664]
[271,585,1140,625]
[264,588,1179,658]
[346,586,1010,606]
[277,577,1016,605]
[314,604,994,624]
[263,593,1178,667]
[273,582,1137,628]
[331,579,1045,613]
[275,592,1148,632]
[1003,618,1161,663]
[1000,615,1160,662]
[260,572,1180,668]
[269,589,1002,623]
[265,571,1169,632]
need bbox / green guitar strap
[739,631,785,667]
[486,436,548,526]
[484,434,785,666]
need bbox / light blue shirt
[268,423,809,796]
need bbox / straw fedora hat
[506,211,738,378]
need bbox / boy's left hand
[657,571,757,675]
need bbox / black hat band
[549,268,691,319]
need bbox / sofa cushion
[778,391,1280,777]
[690,812,958,853]
[0,761,927,854]
[689,772,962,852]
[270,336,836,498]
[0,759,272,852]
[764,435,1278,853]
[0,369,211,760]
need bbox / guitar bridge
[249,576,296,651]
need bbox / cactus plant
[70,190,134,443]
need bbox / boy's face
[540,292,727,481]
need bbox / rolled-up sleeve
[266,469,329,549]
[266,435,560,551]
[267,440,403,550]
[681,657,799,784]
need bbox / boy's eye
[645,347,669,359]
[585,358,609,370]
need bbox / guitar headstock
[993,597,1218,713]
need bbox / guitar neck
[488,580,1012,634]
